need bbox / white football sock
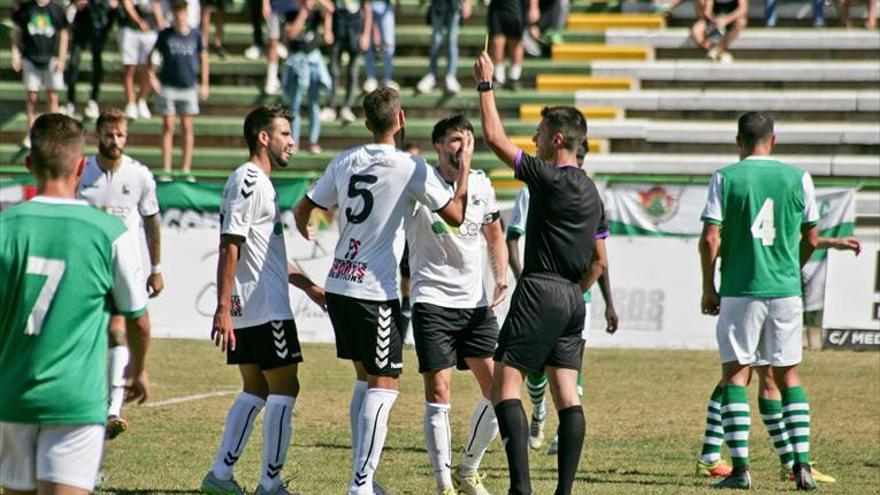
[107,345,129,417]
[509,64,523,81]
[349,388,398,495]
[267,62,279,82]
[494,64,507,84]
[261,394,296,491]
[458,396,499,475]
[211,392,265,480]
[350,380,368,471]
[424,402,453,492]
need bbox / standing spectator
[200,0,229,58]
[487,0,537,88]
[362,0,397,91]
[120,0,164,119]
[282,0,333,153]
[148,0,209,181]
[265,0,297,94]
[65,0,115,119]
[323,0,371,123]
[416,0,471,94]
[765,0,826,26]
[691,0,747,63]
[11,0,69,149]
[245,0,269,59]
[837,0,878,28]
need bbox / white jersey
[220,162,293,328]
[77,155,160,234]
[507,186,529,235]
[407,168,499,308]
[308,144,452,301]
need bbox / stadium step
[510,136,608,155]
[606,28,880,52]
[536,75,635,91]
[665,0,874,27]
[519,104,622,121]
[551,43,654,62]
[567,13,666,30]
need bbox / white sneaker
[125,101,139,120]
[264,78,281,95]
[200,471,245,495]
[22,134,32,149]
[137,99,151,119]
[719,52,734,64]
[453,469,490,495]
[277,44,289,60]
[339,106,356,124]
[706,47,720,62]
[528,412,545,449]
[320,107,337,122]
[245,44,262,60]
[383,80,400,91]
[416,73,436,94]
[363,77,378,93]
[445,75,461,94]
[84,99,100,119]
[61,102,75,116]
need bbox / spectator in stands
[120,0,164,119]
[765,0,826,26]
[244,0,268,59]
[11,0,69,148]
[265,0,298,94]
[149,0,209,181]
[487,0,538,88]
[522,0,567,57]
[65,0,115,119]
[362,0,398,91]
[837,0,878,28]
[163,0,201,28]
[415,0,472,94]
[691,0,747,63]
[282,0,333,153]
[323,0,372,123]
[200,0,229,57]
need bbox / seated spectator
[416,0,471,94]
[765,0,825,26]
[690,0,747,63]
[148,0,209,181]
[522,0,567,57]
[244,0,268,59]
[324,0,371,123]
[837,0,878,28]
[282,0,333,153]
[65,0,115,119]
[363,0,398,91]
[11,0,68,149]
[487,0,538,88]
[200,0,229,57]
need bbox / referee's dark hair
[540,106,588,154]
[243,105,293,155]
[363,86,400,136]
[28,113,85,180]
[431,114,474,144]
[737,112,774,150]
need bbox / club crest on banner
[637,186,680,224]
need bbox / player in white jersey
[294,87,472,495]
[202,106,325,495]
[406,115,507,495]
[76,108,163,439]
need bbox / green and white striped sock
[759,397,795,468]
[781,386,811,466]
[525,371,547,421]
[699,385,725,464]
[721,385,750,469]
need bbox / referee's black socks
[555,405,585,495]
[495,399,533,495]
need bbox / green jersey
[701,157,818,298]
[0,197,147,425]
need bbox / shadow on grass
[473,466,700,488]
[308,440,427,454]
[97,489,203,495]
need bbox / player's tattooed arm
[144,213,164,297]
[483,219,509,307]
[212,235,244,352]
[699,222,721,316]
[288,263,327,311]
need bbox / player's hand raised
[212,306,236,351]
[124,368,149,404]
[605,305,619,334]
[473,52,494,83]
[701,289,720,316]
[147,273,164,298]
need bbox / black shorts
[227,319,303,369]
[494,273,585,373]
[202,0,231,9]
[326,293,403,377]
[712,0,738,15]
[488,0,524,38]
[412,303,499,373]
[333,11,364,54]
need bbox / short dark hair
[576,139,588,164]
[737,112,774,149]
[431,114,474,144]
[95,107,129,133]
[243,105,293,155]
[540,106,588,153]
[29,113,85,179]
[170,0,188,11]
[363,87,400,136]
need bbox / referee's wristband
[150,264,162,275]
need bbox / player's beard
[98,142,122,161]
[269,145,289,169]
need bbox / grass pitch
[97,339,879,494]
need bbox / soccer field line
[144,390,238,408]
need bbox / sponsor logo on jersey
[637,186,680,224]
[328,258,368,283]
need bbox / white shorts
[119,27,159,65]
[23,58,65,92]
[0,423,104,491]
[267,12,285,40]
[716,296,803,367]
[581,302,592,341]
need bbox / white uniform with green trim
[701,156,818,366]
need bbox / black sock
[494,399,532,495]
[554,405,585,495]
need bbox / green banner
[155,179,310,212]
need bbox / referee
[473,52,605,495]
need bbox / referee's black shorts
[412,302,499,373]
[494,273,585,373]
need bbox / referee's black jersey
[514,149,604,284]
